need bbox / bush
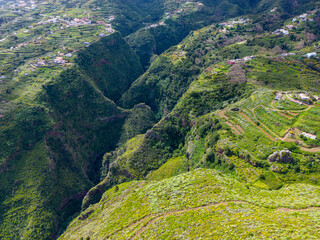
[206,151,216,164]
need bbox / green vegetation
[0,33,142,239]
[146,156,189,181]
[59,169,320,240]
[2,0,320,239]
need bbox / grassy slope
[1,0,320,239]
[76,6,320,237]
[59,168,320,240]
[0,33,143,239]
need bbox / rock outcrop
[268,150,293,163]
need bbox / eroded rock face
[268,150,293,163]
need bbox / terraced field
[219,90,320,153]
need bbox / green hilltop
[1,0,320,239]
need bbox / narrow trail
[127,201,320,239]
[219,110,243,135]
[285,93,310,107]
[250,105,320,152]
[288,111,298,116]
[236,124,245,134]
[218,106,320,152]
[251,107,281,139]
[225,121,241,135]
[278,111,292,119]
[271,99,312,113]
[301,146,320,153]
[239,112,276,141]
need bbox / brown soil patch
[236,125,245,134]
[288,112,298,116]
[239,112,276,141]
[225,121,241,135]
[278,112,292,119]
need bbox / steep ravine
[0,33,143,240]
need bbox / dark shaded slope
[75,33,143,102]
[0,33,143,240]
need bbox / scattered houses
[285,25,295,30]
[292,12,314,23]
[53,57,66,64]
[280,53,296,57]
[270,7,277,12]
[145,21,167,29]
[219,18,249,28]
[228,56,255,65]
[108,16,115,21]
[272,29,289,36]
[299,93,310,100]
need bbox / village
[272,10,317,36]
[219,18,249,28]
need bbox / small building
[273,29,289,35]
[305,52,317,58]
[299,94,309,100]
[275,92,283,101]
[314,95,320,101]
[54,57,66,64]
[302,132,317,140]
[286,25,294,30]
[231,108,239,111]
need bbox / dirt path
[219,110,243,135]
[236,124,245,134]
[128,201,320,239]
[301,146,320,153]
[288,111,298,116]
[278,111,292,119]
[219,109,229,120]
[251,106,298,142]
[225,121,241,135]
[285,93,310,106]
[239,112,276,141]
[271,99,312,113]
[250,106,320,152]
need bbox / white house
[302,132,317,140]
[299,94,310,100]
[305,52,317,58]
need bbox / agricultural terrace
[217,90,320,161]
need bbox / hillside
[0,33,143,239]
[68,2,320,239]
[1,0,320,239]
[60,169,320,239]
